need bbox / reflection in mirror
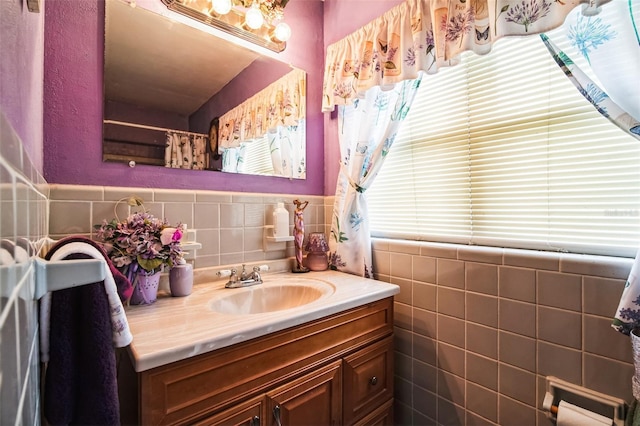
[216,68,306,179]
[102,0,306,179]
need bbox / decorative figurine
[293,199,310,273]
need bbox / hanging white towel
[40,241,133,362]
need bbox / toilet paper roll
[556,400,612,426]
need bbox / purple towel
[43,236,132,425]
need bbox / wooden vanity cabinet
[192,395,264,426]
[266,360,343,426]
[129,297,394,425]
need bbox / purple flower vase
[130,270,161,305]
[169,263,193,297]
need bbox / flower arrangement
[94,211,184,280]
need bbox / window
[367,29,640,258]
[241,135,275,176]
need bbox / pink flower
[160,227,183,245]
[94,212,184,273]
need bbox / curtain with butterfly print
[322,0,613,113]
[324,0,618,278]
[164,131,208,170]
[329,78,422,277]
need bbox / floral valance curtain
[218,68,306,150]
[322,0,612,112]
[325,0,615,278]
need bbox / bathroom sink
[208,279,335,315]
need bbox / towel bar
[34,257,106,300]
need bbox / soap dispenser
[273,202,289,238]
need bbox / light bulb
[245,3,264,30]
[273,22,291,42]
[212,0,231,15]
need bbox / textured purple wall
[190,58,292,133]
[44,0,324,195]
[322,0,403,195]
[105,100,189,131]
[1,0,44,172]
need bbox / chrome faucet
[219,264,268,288]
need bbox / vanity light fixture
[162,0,290,52]
[211,0,232,15]
[272,21,291,42]
[244,2,264,29]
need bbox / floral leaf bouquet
[94,211,184,304]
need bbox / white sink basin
[208,280,336,315]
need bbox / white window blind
[367,31,640,258]
[242,135,275,176]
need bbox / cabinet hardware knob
[273,405,282,426]
[250,416,260,426]
[370,376,378,386]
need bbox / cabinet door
[352,399,393,426]
[266,361,342,426]
[343,337,393,425]
[192,395,265,426]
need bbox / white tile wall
[48,184,330,272]
[0,116,48,425]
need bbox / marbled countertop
[125,270,400,372]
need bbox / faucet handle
[216,269,232,278]
[230,268,239,282]
[254,264,269,272]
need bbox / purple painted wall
[44,0,324,195]
[105,100,189,131]
[1,0,44,172]
[322,0,403,195]
[190,58,292,133]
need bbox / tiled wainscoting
[48,184,331,271]
[0,118,49,424]
[12,179,638,426]
[374,238,635,425]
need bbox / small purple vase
[169,263,193,297]
[130,270,161,305]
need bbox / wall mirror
[102,0,306,179]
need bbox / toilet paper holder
[543,376,627,425]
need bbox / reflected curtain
[220,144,247,174]
[324,0,614,277]
[164,131,207,170]
[268,120,306,179]
[218,68,306,177]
